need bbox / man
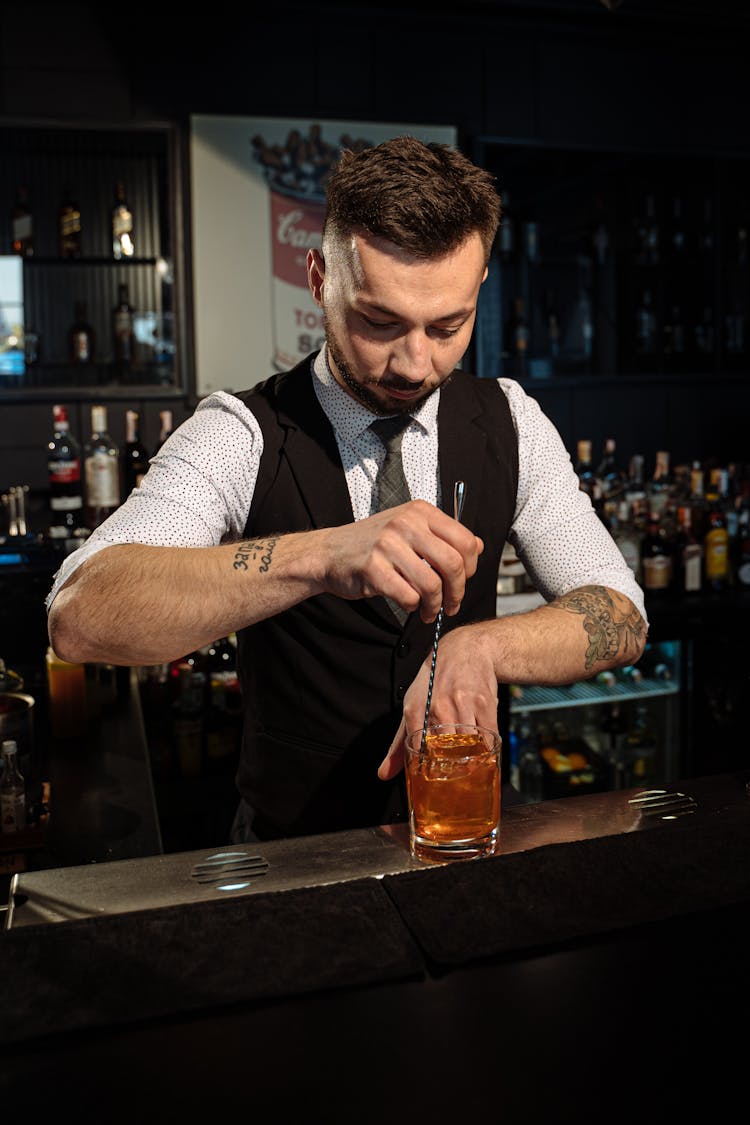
[47,136,646,841]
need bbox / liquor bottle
[112,283,135,366]
[47,404,84,534]
[498,191,514,263]
[11,185,33,257]
[504,297,529,376]
[59,187,82,259]
[123,409,149,494]
[641,511,673,596]
[675,504,703,594]
[111,182,135,259]
[153,409,173,454]
[68,301,95,365]
[84,405,120,529]
[625,703,657,787]
[574,439,596,499]
[647,450,672,515]
[596,437,622,500]
[612,499,642,582]
[703,491,730,591]
[1,740,26,833]
[669,196,686,256]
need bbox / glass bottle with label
[153,409,173,454]
[642,511,673,596]
[612,499,642,583]
[85,405,120,529]
[47,404,84,535]
[68,301,95,365]
[123,409,149,494]
[112,283,135,366]
[703,492,730,591]
[1,740,26,833]
[11,185,34,257]
[675,505,703,594]
[59,187,82,259]
[112,182,135,259]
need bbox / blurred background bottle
[11,185,34,257]
[59,186,82,259]
[84,405,120,529]
[47,403,84,535]
[112,181,135,259]
[123,409,149,495]
[1,740,26,833]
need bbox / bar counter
[3,768,750,1120]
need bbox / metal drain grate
[628,789,698,818]
[191,850,270,886]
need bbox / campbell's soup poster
[190,116,457,397]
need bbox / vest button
[397,640,410,658]
[396,684,407,700]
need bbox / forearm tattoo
[232,537,279,574]
[550,585,645,670]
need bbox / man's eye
[432,326,461,338]
[363,316,395,329]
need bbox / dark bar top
[2,768,750,1125]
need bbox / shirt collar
[311,348,439,441]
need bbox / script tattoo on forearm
[232,537,279,574]
[550,585,645,670]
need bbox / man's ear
[307,248,325,305]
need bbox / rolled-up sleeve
[501,379,648,626]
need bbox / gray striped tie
[371,415,413,624]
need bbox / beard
[324,313,439,417]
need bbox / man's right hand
[315,498,483,624]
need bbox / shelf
[18,257,160,267]
[510,676,679,714]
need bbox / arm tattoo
[549,585,645,671]
[232,537,279,574]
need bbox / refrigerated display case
[504,635,682,804]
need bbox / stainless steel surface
[8,773,746,929]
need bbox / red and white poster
[190,116,457,397]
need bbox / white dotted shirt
[46,350,647,623]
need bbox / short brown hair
[323,135,501,262]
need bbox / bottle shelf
[18,257,160,267]
[510,675,679,714]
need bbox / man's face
[306,229,488,415]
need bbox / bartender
[46,136,647,841]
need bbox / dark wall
[1,1,749,502]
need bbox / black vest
[232,354,518,838]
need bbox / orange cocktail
[405,724,502,863]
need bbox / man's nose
[391,331,430,381]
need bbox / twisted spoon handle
[420,481,466,757]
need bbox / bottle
[1,740,26,833]
[47,404,84,534]
[153,409,173,454]
[45,646,87,739]
[596,437,622,500]
[112,283,136,366]
[11,185,33,257]
[675,505,703,594]
[669,196,686,256]
[574,439,597,502]
[123,409,149,494]
[517,712,543,802]
[84,405,120,529]
[647,450,672,515]
[111,182,135,259]
[612,499,642,583]
[68,301,95,365]
[625,704,657,788]
[505,297,529,376]
[498,191,514,263]
[59,187,82,259]
[703,492,730,591]
[634,193,660,266]
[641,511,673,596]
